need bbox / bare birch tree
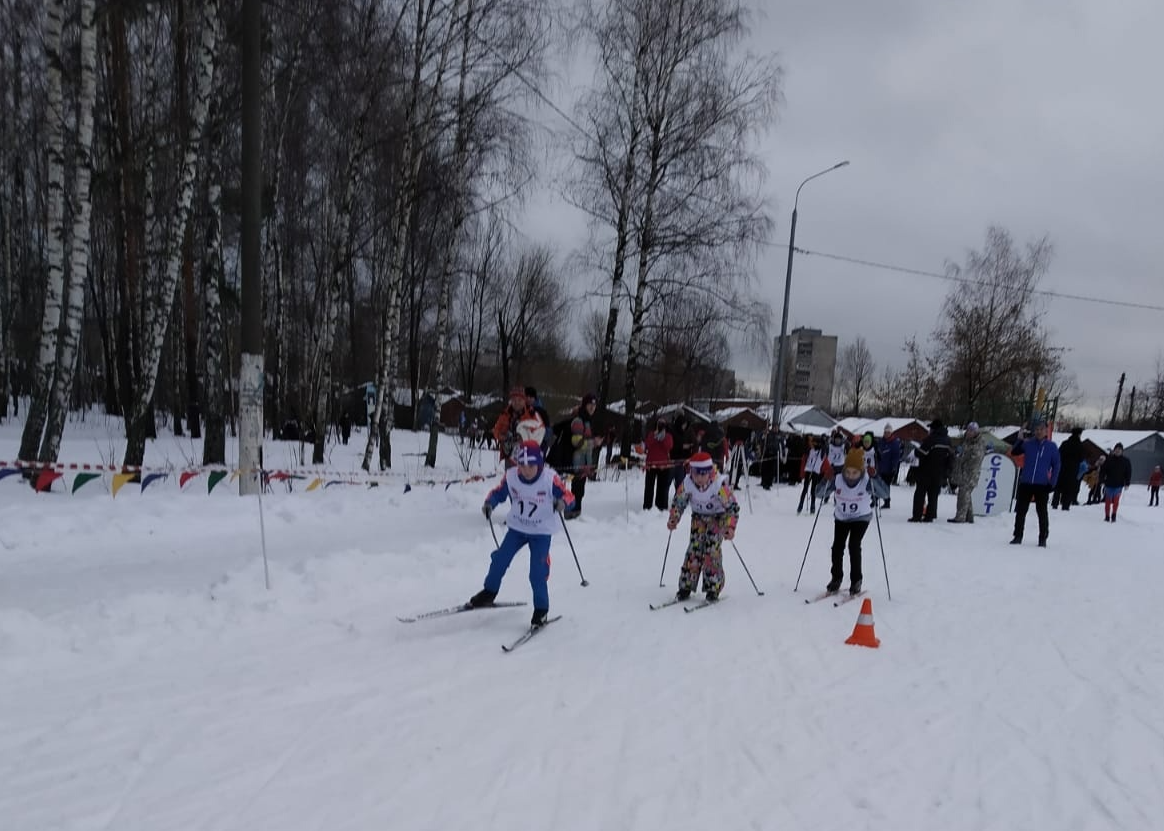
[40,0,98,463]
[362,0,464,472]
[571,0,780,446]
[494,244,567,393]
[835,336,876,417]
[17,0,66,463]
[931,226,1054,421]
[901,335,940,416]
[123,0,220,466]
[422,0,546,467]
[201,103,227,465]
[306,1,392,465]
[453,217,505,402]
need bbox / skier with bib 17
[469,441,573,627]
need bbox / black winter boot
[531,608,549,627]
[469,588,497,608]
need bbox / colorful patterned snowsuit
[668,472,740,596]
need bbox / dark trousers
[643,466,670,510]
[1052,478,1079,509]
[797,472,821,512]
[912,475,940,520]
[570,471,586,511]
[831,519,869,587]
[760,457,777,489]
[1150,486,1159,507]
[1013,483,1051,541]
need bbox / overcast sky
[520,0,1164,423]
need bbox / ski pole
[487,513,500,549]
[874,503,892,600]
[793,503,824,591]
[730,540,764,596]
[559,513,590,586]
[657,529,673,587]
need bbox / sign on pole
[974,452,1016,517]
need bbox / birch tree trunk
[107,2,144,420]
[310,138,362,465]
[0,15,12,421]
[201,121,227,465]
[17,0,66,463]
[40,0,98,463]
[597,67,643,407]
[268,81,300,440]
[173,0,201,439]
[623,180,656,450]
[124,0,220,466]
[0,101,9,420]
[0,176,8,420]
[425,0,475,469]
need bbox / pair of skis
[648,596,724,614]
[804,589,867,607]
[396,601,557,652]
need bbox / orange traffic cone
[845,597,880,648]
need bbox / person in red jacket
[1150,465,1162,507]
[643,418,674,510]
[492,388,546,467]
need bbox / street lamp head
[794,160,851,207]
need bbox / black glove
[553,498,566,514]
[482,504,493,520]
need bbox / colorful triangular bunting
[207,470,228,494]
[141,472,168,493]
[72,472,102,494]
[111,472,138,497]
[35,470,63,492]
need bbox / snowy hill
[2,418,1163,830]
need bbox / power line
[772,243,1164,313]
[477,27,1164,316]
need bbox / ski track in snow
[4,429,1164,830]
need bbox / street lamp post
[770,161,850,436]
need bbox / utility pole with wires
[1110,372,1126,428]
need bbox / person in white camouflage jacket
[948,422,987,523]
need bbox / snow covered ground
[3,415,1164,831]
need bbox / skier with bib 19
[817,448,890,596]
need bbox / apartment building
[775,326,837,410]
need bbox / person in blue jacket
[1009,418,1061,547]
[876,425,903,509]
